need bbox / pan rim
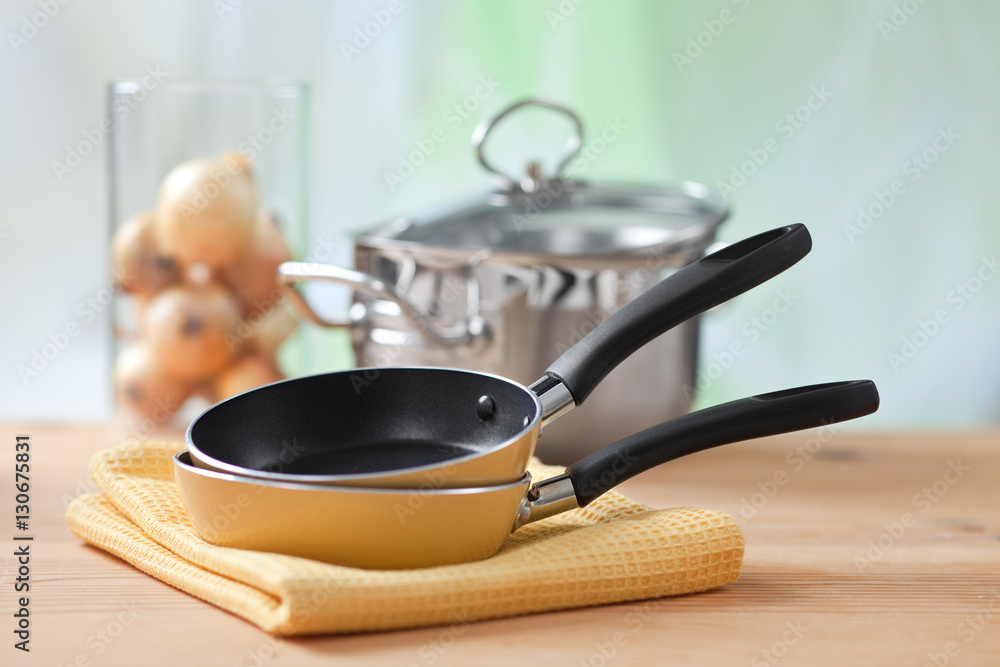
[174,450,533,495]
[185,366,544,485]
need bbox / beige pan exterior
[174,451,531,569]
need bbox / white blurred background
[1,0,997,428]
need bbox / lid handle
[471,99,584,193]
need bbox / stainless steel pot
[280,100,729,462]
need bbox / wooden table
[4,423,998,666]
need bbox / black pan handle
[542,224,813,406]
[566,380,880,507]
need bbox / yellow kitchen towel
[65,441,743,635]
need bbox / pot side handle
[277,261,359,329]
[276,261,489,345]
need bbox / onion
[226,210,292,316]
[154,155,256,269]
[115,342,190,419]
[142,284,243,382]
[112,210,179,295]
[212,354,284,401]
[246,299,298,358]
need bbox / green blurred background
[2,0,997,427]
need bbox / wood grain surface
[2,422,998,666]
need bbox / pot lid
[358,100,728,260]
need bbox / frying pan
[174,379,880,569]
[187,224,813,488]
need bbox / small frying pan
[187,224,813,488]
[174,380,880,569]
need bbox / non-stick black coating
[189,368,539,475]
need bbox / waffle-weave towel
[66,441,743,635]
